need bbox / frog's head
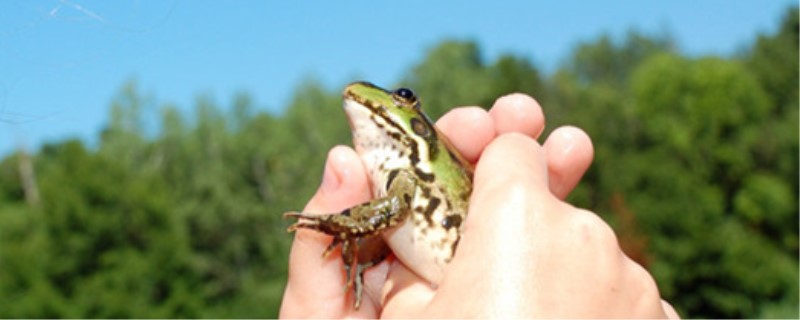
[342,81,438,162]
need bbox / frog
[284,81,473,309]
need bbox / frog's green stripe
[355,98,408,139]
[406,138,435,182]
[350,92,438,183]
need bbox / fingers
[280,146,374,318]
[436,106,495,163]
[489,93,546,139]
[437,93,546,164]
[542,126,594,199]
[487,93,591,199]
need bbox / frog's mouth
[342,98,364,135]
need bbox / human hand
[280,94,678,318]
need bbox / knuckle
[629,258,660,296]
[569,208,619,247]
[625,258,666,316]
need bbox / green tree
[402,40,545,117]
[628,53,797,318]
[0,140,201,318]
[402,40,492,117]
[543,10,797,317]
[569,31,675,87]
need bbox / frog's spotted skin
[285,81,473,309]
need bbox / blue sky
[0,0,794,156]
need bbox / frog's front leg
[284,169,417,237]
[283,170,417,309]
[284,192,410,238]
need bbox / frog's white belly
[383,204,450,285]
[369,161,458,285]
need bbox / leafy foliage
[0,6,796,318]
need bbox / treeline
[0,7,796,318]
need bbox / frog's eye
[395,88,415,100]
[393,88,418,107]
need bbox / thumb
[280,146,375,317]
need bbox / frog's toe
[283,211,311,219]
[322,238,341,258]
[285,221,310,231]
